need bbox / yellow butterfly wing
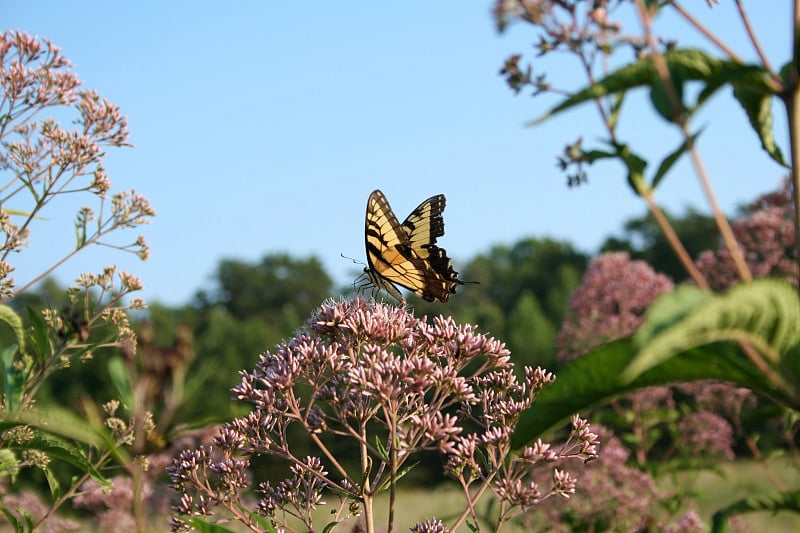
[364,190,469,303]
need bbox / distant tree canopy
[195,253,332,323]
[19,208,723,428]
[176,253,334,421]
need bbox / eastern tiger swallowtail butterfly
[362,189,474,303]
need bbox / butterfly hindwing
[364,189,469,303]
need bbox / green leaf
[0,507,25,533]
[529,49,785,167]
[1,508,26,533]
[695,63,770,107]
[374,435,389,462]
[711,489,800,533]
[607,91,624,130]
[25,307,52,364]
[43,466,61,500]
[6,426,107,483]
[107,356,133,407]
[580,149,616,163]
[0,305,26,354]
[1,344,24,412]
[511,336,789,448]
[694,61,785,166]
[634,285,710,342]
[249,513,278,533]
[732,80,787,167]
[3,208,44,220]
[0,448,20,483]
[375,461,419,492]
[650,61,686,122]
[611,142,649,196]
[530,49,725,125]
[651,129,703,189]
[184,516,239,532]
[625,279,800,381]
[322,521,340,533]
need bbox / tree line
[7,208,716,432]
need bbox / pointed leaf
[21,511,34,533]
[612,142,649,196]
[43,466,61,500]
[323,522,341,533]
[249,513,278,533]
[374,435,389,462]
[185,517,239,532]
[511,337,789,448]
[695,63,771,104]
[694,61,784,166]
[25,307,52,363]
[581,149,616,163]
[530,49,725,125]
[624,279,800,381]
[0,305,26,354]
[0,509,23,533]
[732,81,787,167]
[376,461,419,492]
[607,91,624,130]
[651,129,703,189]
[8,427,106,482]
[6,407,107,448]
[107,356,133,407]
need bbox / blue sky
[4,2,791,306]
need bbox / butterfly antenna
[341,252,366,267]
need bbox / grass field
[660,457,800,533]
[294,457,800,532]
[21,457,798,532]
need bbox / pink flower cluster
[696,178,798,289]
[168,297,599,531]
[555,252,674,362]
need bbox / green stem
[360,421,375,533]
[789,0,800,297]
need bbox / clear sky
[3,2,791,306]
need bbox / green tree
[182,253,334,420]
[196,253,332,324]
[507,290,557,370]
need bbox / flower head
[171,297,596,530]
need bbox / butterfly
[362,189,474,303]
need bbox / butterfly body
[363,189,472,303]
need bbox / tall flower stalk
[0,30,155,531]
